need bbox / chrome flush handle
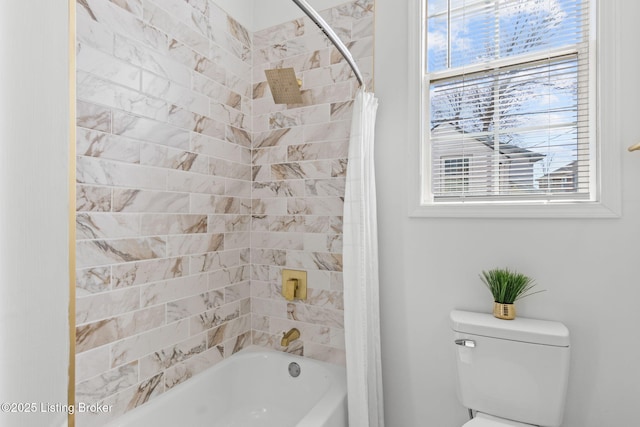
[455,339,476,348]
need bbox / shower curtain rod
[291,0,365,89]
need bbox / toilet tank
[450,310,570,427]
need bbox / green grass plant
[480,268,544,304]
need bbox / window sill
[409,200,621,219]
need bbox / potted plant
[480,268,544,320]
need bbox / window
[428,0,591,202]
[417,0,611,212]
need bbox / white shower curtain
[343,88,384,427]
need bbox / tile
[77,100,112,132]
[76,305,165,353]
[76,155,169,191]
[139,333,208,379]
[76,236,166,268]
[76,266,112,296]
[76,213,139,240]
[77,185,112,212]
[76,287,141,324]
[163,346,224,390]
[139,214,208,235]
[77,70,168,121]
[77,42,142,90]
[76,362,138,403]
[77,128,141,164]
[140,274,208,307]
[112,110,190,150]
[112,257,187,289]
[111,320,189,368]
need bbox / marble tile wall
[75,0,252,424]
[74,0,373,424]
[250,0,374,365]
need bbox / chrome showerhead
[264,67,303,104]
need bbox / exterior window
[442,157,470,193]
[425,0,593,203]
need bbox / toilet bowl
[462,413,536,427]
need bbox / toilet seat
[462,413,536,427]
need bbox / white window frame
[408,0,621,218]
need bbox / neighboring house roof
[431,122,545,162]
[537,160,578,181]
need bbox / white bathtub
[104,346,347,427]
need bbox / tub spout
[281,328,300,346]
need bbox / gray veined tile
[190,250,241,273]
[76,184,112,212]
[77,128,141,164]
[112,257,187,289]
[76,287,141,324]
[80,0,167,51]
[75,361,138,403]
[77,70,168,121]
[77,10,115,54]
[140,142,208,174]
[252,181,306,198]
[77,100,111,132]
[114,35,191,87]
[112,110,190,150]
[76,236,166,268]
[139,333,207,379]
[76,305,165,353]
[139,214,207,235]
[77,42,142,91]
[167,169,226,195]
[76,212,140,240]
[113,189,190,213]
[110,320,190,368]
[253,127,304,149]
[253,18,305,49]
[163,346,224,390]
[304,178,346,197]
[126,372,165,410]
[140,274,208,308]
[166,233,224,257]
[167,290,224,322]
[287,140,349,162]
[287,197,345,216]
[141,72,209,117]
[76,266,112,296]
[189,300,242,334]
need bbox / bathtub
[104,346,347,427]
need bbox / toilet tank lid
[450,310,570,347]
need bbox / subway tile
[76,236,166,269]
[140,274,208,307]
[77,184,112,212]
[77,128,141,164]
[111,320,189,368]
[77,100,111,132]
[76,305,166,353]
[76,212,140,240]
[77,42,142,90]
[76,287,141,324]
[112,256,188,289]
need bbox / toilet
[450,310,570,427]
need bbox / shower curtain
[343,88,384,427]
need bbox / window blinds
[426,0,591,201]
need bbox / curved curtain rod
[291,0,365,89]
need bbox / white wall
[375,0,640,426]
[0,1,70,426]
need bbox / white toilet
[450,310,570,427]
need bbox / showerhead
[264,68,303,104]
